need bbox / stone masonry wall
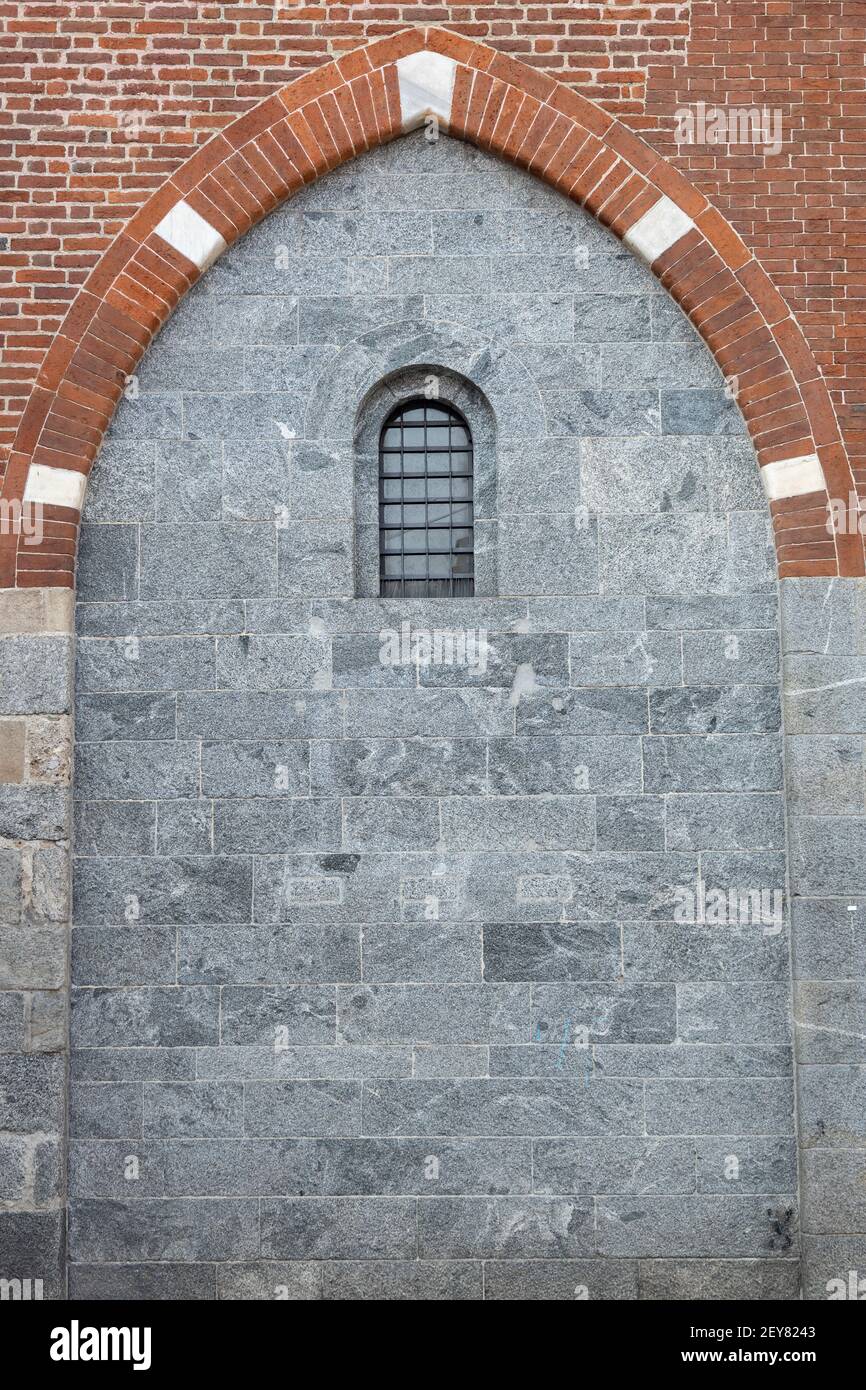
[781,577,866,1301]
[65,130,798,1300]
[0,586,73,1300]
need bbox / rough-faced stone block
[68,1198,259,1262]
[0,637,71,716]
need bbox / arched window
[378,399,474,597]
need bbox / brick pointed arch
[1,24,861,589]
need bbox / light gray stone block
[76,635,214,694]
[71,987,220,1048]
[440,796,594,852]
[73,856,252,925]
[278,521,354,598]
[261,1196,416,1259]
[311,739,486,797]
[154,441,222,521]
[532,984,676,1045]
[678,983,792,1045]
[484,1258,637,1300]
[0,1055,64,1130]
[665,793,786,850]
[649,685,781,734]
[216,635,330,691]
[338,984,528,1045]
[218,1262,321,1300]
[646,1079,794,1136]
[596,1195,797,1258]
[483,924,620,982]
[643,735,783,792]
[70,1263,216,1300]
[244,1082,360,1137]
[177,923,359,985]
[639,1258,799,1300]
[70,1083,142,1139]
[418,1196,595,1258]
[533,1138,695,1195]
[322,1260,480,1300]
[0,636,71,715]
[488,736,641,795]
[178,690,343,741]
[362,923,481,983]
[74,742,198,800]
[71,927,176,986]
[342,798,440,852]
[68,1198,259,1262]
[569,631,681,686]
[220,985,336,1045]
[682,630,780,684]
[139,524,277,600]
[697,1138,798,1194]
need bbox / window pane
[378,398,475,597]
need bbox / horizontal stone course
[55,109,815,1298]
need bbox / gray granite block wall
[781,578,866,1301]
[0,587,73,1300]
[64,130,807,1300]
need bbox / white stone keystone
[396,52,457,131]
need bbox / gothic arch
[1,24,859,590]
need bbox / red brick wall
[1,2,862,479]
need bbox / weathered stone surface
[68,1198,260,1262]
[261,1197,416,1259]
[58,129,812,1297]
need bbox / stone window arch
[350,361,502,598]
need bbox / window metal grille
[378,399,474,598]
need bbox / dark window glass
[378,399,474,597]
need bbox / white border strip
[153,199,226,272]
[761,453,825,502]
[623,195,695,266]
[396,52,457,132]
[23,463,87,511]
